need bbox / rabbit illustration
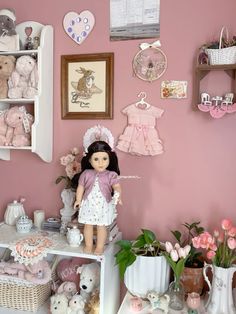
[76,67,94,96]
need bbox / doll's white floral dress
[78,177,117,226]
[116,103,164,156]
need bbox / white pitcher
[203,264,236,314]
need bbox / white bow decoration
[139,40,161,50]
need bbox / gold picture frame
[61,53,114,119]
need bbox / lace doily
[83,125,114,152]
[9,235,54,265]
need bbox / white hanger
[135,91,150,109]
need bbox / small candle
[34,210,45,229]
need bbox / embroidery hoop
[83,125,114,153]
[133,40,167,82]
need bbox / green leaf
[142,229,156,243]
[132,238,146,248]
[115,249,133,264]
[171,230,181,243]
[116,240,132,250]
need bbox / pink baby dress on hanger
[116,103,164,156]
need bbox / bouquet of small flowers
[55,147,81,189]
[192,218,236,268]
[163,242,191,287]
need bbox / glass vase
[168,276,185,311]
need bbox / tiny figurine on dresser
[73,127,122,255]
[147,291,170,313]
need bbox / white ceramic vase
[204,264,236,314]
[124,255,170,298]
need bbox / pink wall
[0,0,236,241]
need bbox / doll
[73,140,122,255]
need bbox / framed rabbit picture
[61,53,114,119]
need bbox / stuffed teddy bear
[0,55,15,98]
[86,291,100,314]
[76,262,100,302]
[50,293,69,314]
[68,294,85,314]
[0,9,17,37]
[5,105,34,146]
[8,55,38,99]
[57,281,77,300]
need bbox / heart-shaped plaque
[63,10,95,45]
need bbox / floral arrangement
[205,36,236,49]
[55,147,81,189]
[163,242,191,287]
[171,221,204,268]
[192,218,236,268]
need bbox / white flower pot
[124,255,170,298]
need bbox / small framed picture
[61,53,114,119]
[161,80,187,99]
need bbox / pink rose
[227,237,236,250]
[213,229,220,238]
[206,250,216,260]
[221,219,232,231]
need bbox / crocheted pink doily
[10,235,54,265]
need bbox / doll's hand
[73,200,81,209]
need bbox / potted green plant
[115,229,170,297]
[171,221,205,295]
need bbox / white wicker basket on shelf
[0,257,57,312]
[206,26,236,65]
[0,277,52,312]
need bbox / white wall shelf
[0,21,53,162]
[0,224,121,314]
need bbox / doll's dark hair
[71,141,120,189]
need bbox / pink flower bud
[213,229,220,238]
[165,241,173,253]
[228,227,236,237]
[206,250,216,260]
[227,237,236,250]
[170,249,179,262]
[221,219,232,231]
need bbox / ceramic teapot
[4,199,25,225]
[66,223,84,247]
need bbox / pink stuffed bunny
[5,106,34,146]
[24,259,52,284]
[8,55,38,99]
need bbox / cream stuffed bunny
[8,55,38,99]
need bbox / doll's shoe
[197,103,211,112]
[209,106,226,118]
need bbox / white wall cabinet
[0,21,53,162]
[0,224,120,314]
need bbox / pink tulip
[174,243,180,250]
[228,227,236,237]
[207,250,216,260]
[170,249,179,262]
[178,248,185,258]
[221,219,232,231]
[165,241,173,253]
[183,245,191,256]
[227,237,236,250]
[192,236,201,248]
